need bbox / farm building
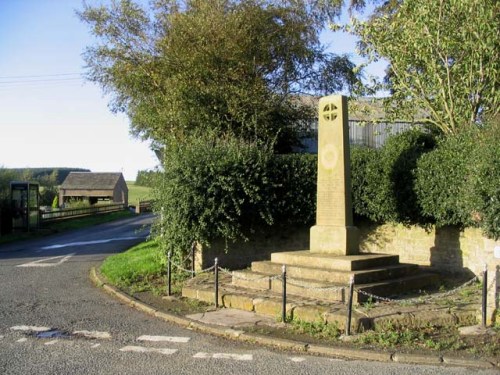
[59,172,128,206]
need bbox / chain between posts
[356,275,480,305]
[168,251,490,321]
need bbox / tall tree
[352,0,499,134]
[78,0,361,151]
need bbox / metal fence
[300,120,420,152]
[40,203,125,223]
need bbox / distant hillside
[7,168,90,185]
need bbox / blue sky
[0,0,385,181]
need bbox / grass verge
[100,240,163,292]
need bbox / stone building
[59,172,128,206]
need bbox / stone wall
[198,223,499,275]
[195,225,309,271]
[196,222,499,322]
[358,223,500,276]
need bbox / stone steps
[232,269,438,303]
[251,260,419,284]
[270,251,400,271]
[182,274,477,331]
[230,251,439,303]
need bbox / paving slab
[186,308,276,328]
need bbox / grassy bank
[100,240,163,292]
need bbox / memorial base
[310,225,359,255]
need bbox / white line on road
[10,325,51,332]
[136,335,190,343]
[91,343,101,348]
[193,352,253,361]
[290,357,306,363]
[73,330,112,339]
[16,254,75,268]
[44,340,59,346]
[16,338,28,343]
[41,237,147,250]
[119,346,178,355]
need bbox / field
[127,181,153,207]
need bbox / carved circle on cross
[322,103,338,122]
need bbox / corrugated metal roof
[60,172,124,190]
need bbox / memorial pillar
[310,95,359,255]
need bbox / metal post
[282,265,287,323]
[214,258,219,308]
[482,264,488,327]
[191,241,196,278]
[346,275,355,336]
[167,251,172,296]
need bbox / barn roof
[60,172,125,190]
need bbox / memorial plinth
[218,94,439,305]
[310,95,359,255]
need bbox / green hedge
[153,126,499,261]
[271,153,317,226]
[415,131,476,227]
[135,170,159,187]
[350,145,379,221]
[415,124,500,239]
[350,129,435,224]
[470,124,500,239]
[154,135,276,258]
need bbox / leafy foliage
[351,129,435,224]
[350,145,378,220]
[135,169,159,187]
[415,131,477,227]
[153,134,321,260]
[153,135,276,258]
[466,123,500,239]
[271,153,317,226]
[353,0,500,134]
[415,122,500,239]
[78,0,361,151]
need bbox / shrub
[271,154,317,226]
[350,145,380,221]
[355,129,435,224]
[135,170,159,187]
[415,131,477,228]
[468,123,500,239]
[415,123,500,239]
[51,195,59,209]
[154,134,275,259]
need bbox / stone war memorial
[228,95,438,303]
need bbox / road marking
[290,357,306,363]
[119,346,178,355]
[73,330,112,339]
[41,237,147,250]
[45,340,59,346]
[91,343,101,348]
[10,325,51,332]
[137,335,190,343]
[16,338,28,343]
[16,254,74,268]
[193,352,253,361]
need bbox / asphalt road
[0,215,497,375]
